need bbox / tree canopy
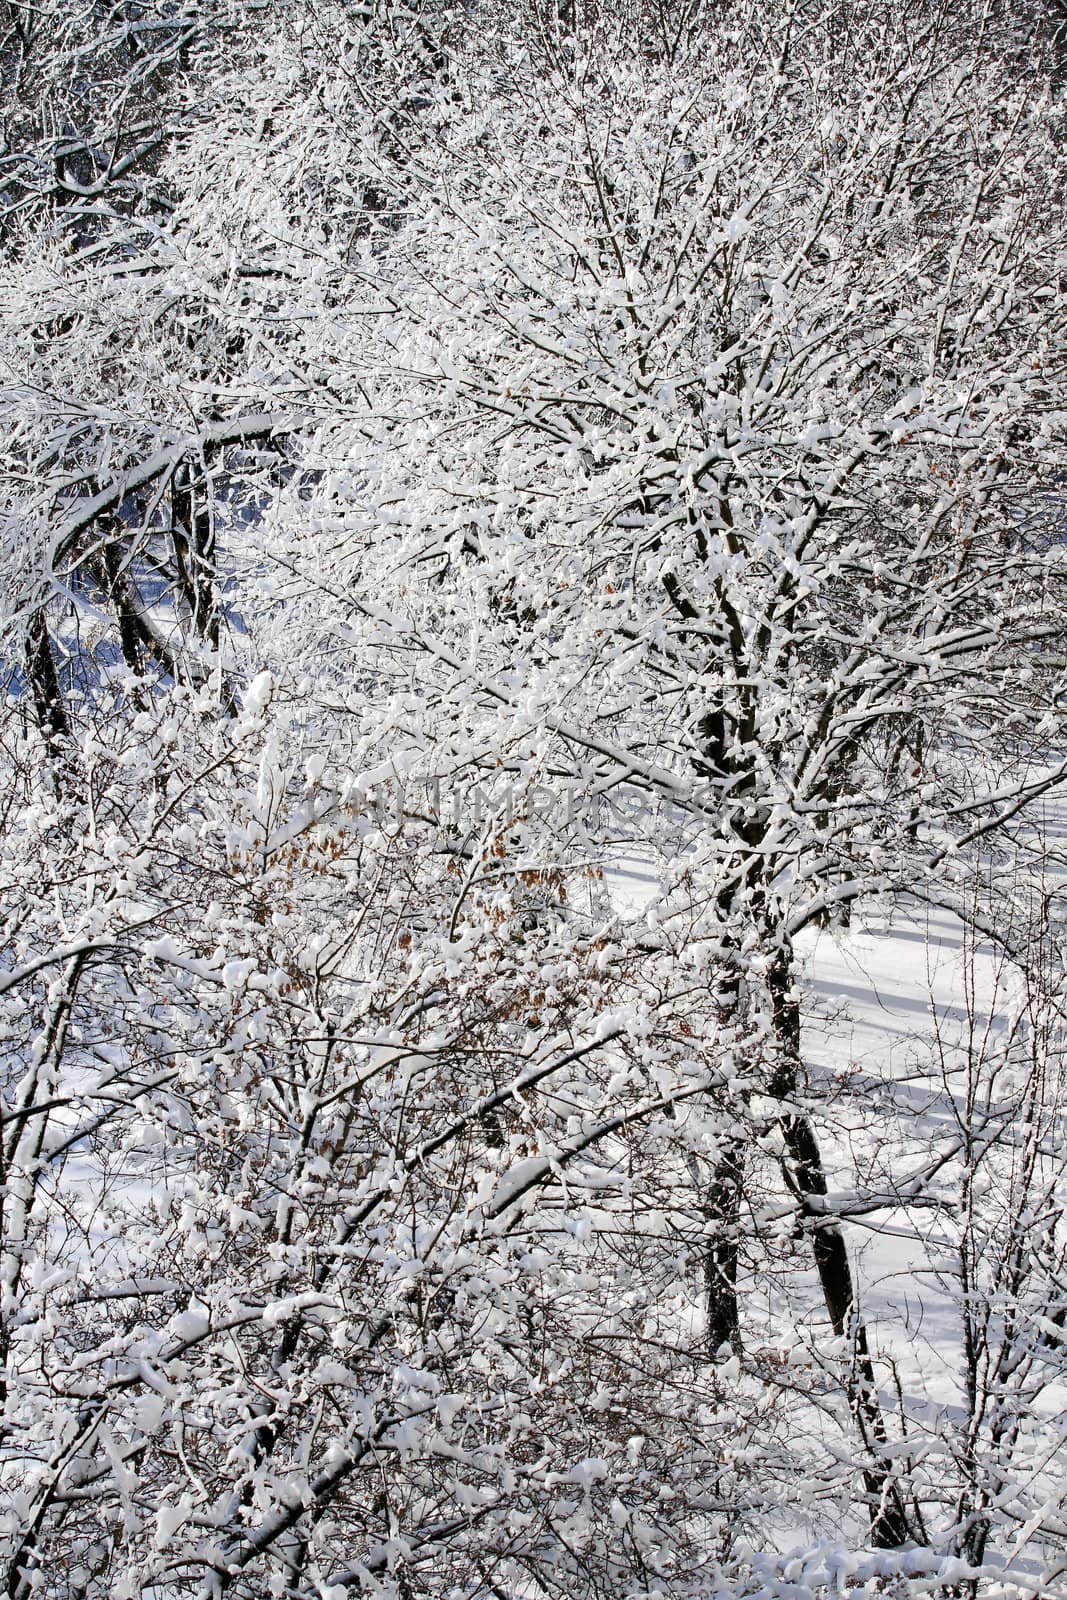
[1,2,1066,1596]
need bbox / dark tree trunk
[96,539,145,679]
[700,927,749,1357]
[172,456,220,649]
[704,1135,746,1354]
[91,526,183,687]
[25,609,69,755]
[767,951,912,1549]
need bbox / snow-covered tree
[2,0,1067,1593]
[273,0,1067,1546]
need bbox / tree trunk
[767,951,912,1549]
[703,1135,746,1355]
[172,456,220,649]
[700,936,748,1356]
[25,609,69,761]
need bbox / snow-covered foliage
[1,1,1066,1595]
